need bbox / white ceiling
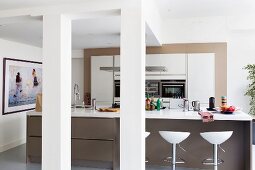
[72,16,121,49]
[0,0,255,49]
[157,0,255,19]
[0,0,87,10]
[0,15,159,49]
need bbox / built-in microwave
[114,80,186,98]
[160,80,186,98]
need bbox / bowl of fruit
[220,105,236,114]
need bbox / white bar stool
[159,131,190,170]
[200,131,233,170]
[145,132,150,138]
[145,132,150,163]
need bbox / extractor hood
[145,66,168,72]
[100,66,168,72]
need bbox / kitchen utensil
[192,100,200,111]
[92,98,96,110]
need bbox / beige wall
[84,43,227,105]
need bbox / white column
[42,14,72,170]
[120,0,146,169]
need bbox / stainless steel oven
[160,80,186,98]
[114,80,120,97]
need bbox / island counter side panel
[27,114,252,170]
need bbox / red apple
[227,106,236,112]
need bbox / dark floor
[0,144,204,170]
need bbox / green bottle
[157,98,161,111]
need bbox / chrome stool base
[163,156,186,164]
[145,157,150,163]
[202,158,224,165]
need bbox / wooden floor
[0,144,205,170]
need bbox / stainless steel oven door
[161,83,185,98]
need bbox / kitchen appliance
[192,100,201,111]
[114,80,120,97]
[209,97,215,109]
[160,80,186,98]
[92,98,96,110]
[114,80,186,99]
[145,80,160,97]
[183,98,190,112]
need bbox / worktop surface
[27,108,252,121]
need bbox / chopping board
[98,108,120,112]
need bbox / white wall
[71,50,84,105]
[0,38,42,152]
[162,16,255,113]
[0,40,84,152]
[227,29,255,113]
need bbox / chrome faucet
[74,83,80,108]
[183,98,189,112]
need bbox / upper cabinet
[114,55,120,68]
[145,54,186,80]
[91,53,216,105]
[146,54,163,71]
[91,56,114,104]
[158,54,186,75]
[187,53,215,104]
[115,54,186,75]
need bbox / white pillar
[42,14,72,170]
[120,0,146,169]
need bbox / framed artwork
[2,58,42,115]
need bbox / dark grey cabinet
[26,116,118,169]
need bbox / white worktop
[27,108,253,121]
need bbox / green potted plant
[244,64,255,115]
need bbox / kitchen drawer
[27,116,42,137]
[72,139,113,162]
[27,137,42,157]
[72,118,115,140]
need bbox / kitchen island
[26,109,252,170]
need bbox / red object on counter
[198,112,214,123]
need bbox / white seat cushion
[159,131,190,144]
[200,131,233,145]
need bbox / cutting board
[98,108,120,112]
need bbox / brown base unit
[27,116,118,170]
[27,116,252,170]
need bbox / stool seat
[145,132,150,138]
[200,131,233,170]
[200,131,233,145]
[159,131,190,144]
[159,131,190,170]
[145,132,150,163]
